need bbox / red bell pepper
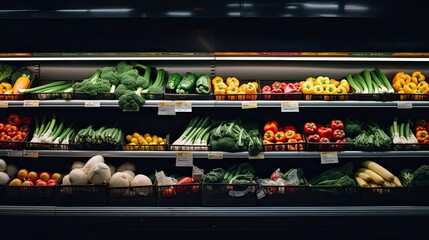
[330,120,344,131]
[264,121,279,133]
[304,122,317,135]
[0,123,4,132]
[415,125,426,133]
[415,119,426,127]
[176,176,195,194]
[317,127,333,140]
[262,85,272,100]
[284,83,297,93]
[293,82,302,92]
[307,134,320,142]
[271,81,283,91]
[332,129,345,140]
[7,114,21,126]
[283,125,296,132]
[334,139,347,151]
[319,137,331,143]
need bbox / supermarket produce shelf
[4,99,429,108]
[1,150,429,158]
[1,206,429,217]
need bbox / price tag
[397,102,412,109]
[23,100,39,107]
[0,101,8,108]
[85,101,101,107]
[175,102,192,112]
[23,150,39,158]
[7,150,23,157]
[208,152,223,159]
[249,152,265,159]
[176,152,193,167]
[158,101,176,115]
[320,152,338,164]
[281,101,299,112]
[242,101,258,109]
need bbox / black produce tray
[164,93,213,100]
[56,184,107,206]
[107,185,156,206]
[122,134,169,151]
[359,187,409,206]
[257,185,309,206]
[304,132,353,152]
[157,183,202,206]
[214,79,259,101]
[5,186,57,205]
[0,129,30,150]
[307,186,359,206]
[354,93,397,101]
[0,186,5,204]
[303,93,354,101]
[408,187,429,206]
[202,183,257,207]
[392,143,429,151]
[26,129,72,150]
[141,92,164,100]
[74,92,115,100]
[398,93,429,101]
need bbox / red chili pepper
[21,116,31,125]
[304,122,317,135]
[264,121,279,133]
[307,134,320,142]
[332,129,346,140]
[317,127,333,140]
[330,120,344,131]
[6,125,18,137]
[7,114,21,126]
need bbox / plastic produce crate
[56,184,107,206]
[5,185,57,205]
[354,93,397,101]
[392,143,429,151]
[164,93,213,100]
[307,186,359,206]
[213,79,259,101]
[0,128,30,150]
[257,185,309,206]
[26,129,72,150]
[304,132,353,152]
[397,93,429,101]
[202,183,257,207]
[358,187,409,206]
[107,185,156,206]
[122,134,169,151]
[0,73,37,101]
[157,183,202,206]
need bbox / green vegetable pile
[202,163,256,184]
[165,72,211,94]
[309,162,355,186]
[351,123,392,151]
[210,120,263,156]
[400,165,429,187]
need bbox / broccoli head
[411,165,429,187]
[72,70,111,96]
[100,67,120,86]
[116,61,134,74]
[0,64,14,83]
[118,90,145,111]
[213,137,237,152]
[400,169,414,187]
[114,84,128,99]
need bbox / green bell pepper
[176,72,197,94]
[195,74,212,94]
[166,73,182,92]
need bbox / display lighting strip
[215,56,429,62]
[0,56,215,61]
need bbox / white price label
[158,101,176,115]
[320,152,338,164]
[249,152,265,159]
[23,150,39,158]
[176,152,193,167]
[23,100,39,107]
[281,101,299,112]
[208,152,223,159]
[242,101,258,109]
[175,102,192,112]
[7,150,23,157]
[0,101,8,108]
[397,102,412,109]
[85,101,101,107]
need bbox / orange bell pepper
[329,79,339,87]
[214,84,227,100]
[393,79,405,92]
[212,76,224,86]
[244,82,258,100]
[284,130,296,140]
[393,72,411,85]
[287,138,298,151]
[416,130,429,143]
[263,130,275,142]
[274,131,286,142]
[412,71,425,83]
[263,140,273,151]
[226,85,239,100]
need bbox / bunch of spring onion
[170,116,214,151]
[18,81,74,100]
[390,117,418,150]
[29,114,75,146]
[73,125,122,145]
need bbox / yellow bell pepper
[212,76,224,86]
[393,72,411,85]
[403,82,417,94]
[339,79,350,92]
[306,77,316,83]
[418,84,429,94]
[393,79,405,92]
[315,76,330,87]
[325,85,338,94]
[313,85,324,94]
[329,79,339,87]
[226,77,240,87]
[337,85,348,94]
[412,71,425,83]
[0,82,12,92]
[302,81,314,94]
[417,81,428,90]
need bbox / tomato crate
[397,93,429,101]
[157,183,202,206]
[358,187,410,206]
[354,93,398,101]
[307,186,359,206]
[202,183,258,207]
[257,185,309,206]
[5,185,57,205]
[107,185,157,206]
[258,80,303,100]
[56,184,107,206]
[0,129,30,150]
